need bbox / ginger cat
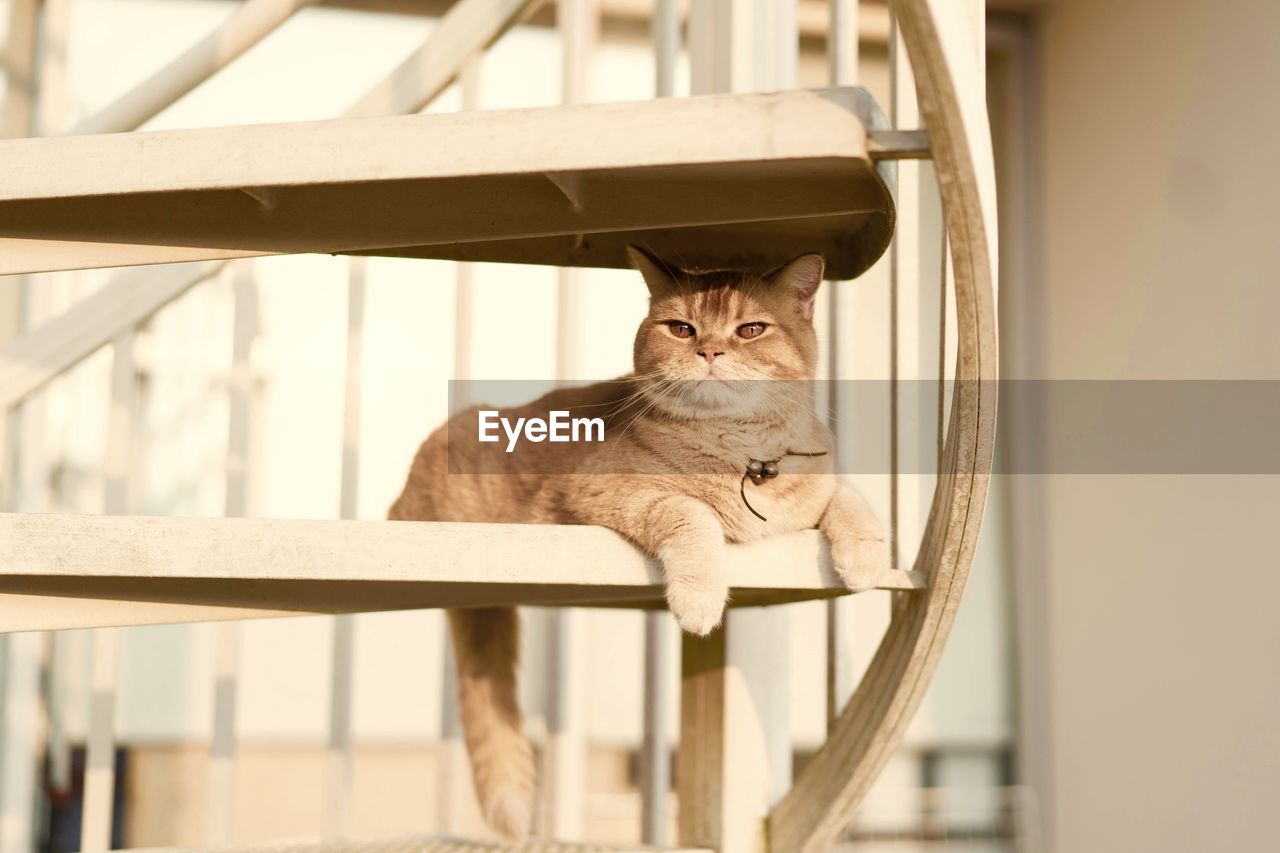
[389,247,888,839]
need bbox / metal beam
[869,128,932,159]
[640,1,679,844]
[69,0,315,136]
[678,5,798,851]
[345,0,543,117]
[323,257,366,837]
[543,0,597,839]
[0,515,925,633]
[0,262,223,411]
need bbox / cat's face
[628,246,823,418]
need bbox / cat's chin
[649,382,772,420]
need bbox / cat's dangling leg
[447,606,535,840]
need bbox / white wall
[1025,0,1280,849]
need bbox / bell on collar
[746,458,780,483]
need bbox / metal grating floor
[126,835,707,853]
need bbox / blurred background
[0,1,1277,852]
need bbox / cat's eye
[736,322,767,339]
[667,321,696,339]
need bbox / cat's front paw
[831,534,889,593]
[665,575,729,636]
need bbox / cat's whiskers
[732,364,835,428]
[751,380,839,446]
[603,376,683,463]
[601,375,675,420]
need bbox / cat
[388,246,888,839]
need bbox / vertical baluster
[639,5,680,844]
[678,5,797,851]
[1,4,70,846]
[889,10,932,574]
[81,327,137,852]
[0,3,43,849]
[544,0,595,838]
[324,256,366,837]
[0,629,42,853]
[824,0,862,735]
[206,621,240,844]
[639,608,673,845]
[437,57,484,835]
[888,3,951,825]
[81,628,120,853]
[934,0,978,474]
[45,632,73,796]
[0,0,39,140]
[207,266,259,844]
[325,616,356,835]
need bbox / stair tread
[0,513,923,632]
[0,87,893,278]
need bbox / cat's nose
[697,349,725,364]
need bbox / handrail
[68,0,314,137]
[0,0,544,417]
[768,0,999,849]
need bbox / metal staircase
[0,1,997,851]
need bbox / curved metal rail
[769,0,999,849]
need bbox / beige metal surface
[0,514,924,633]
[768,0,999,850]
[67,0,314,137]
[0,88,895,280]
[125,834,706,852]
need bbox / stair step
[123,835,707,853]
[0,513,923,632]
[0,87,893,278]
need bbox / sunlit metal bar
[346,0,541,117]
[889,4,938,576]
[0,0,40,138]
[828,0,859,86]
[81,328,138,852]
[206,267,259,843]
[69,0,314,136]
[317,0,894,42]
[0,632,42,853]
[34,0,72,135]
[44,633,73,795]
[0,4,40,851]
[678,3,798,850]
[639,1,679,844]
[824,0,859,737]
[1,5,63,847]
[868,128,931,159]
[888,8,927,571]
[207,622,241,843]
[324,257,367,836]
[80,629,120,853]
[0,263,223,411]
[544,0,596,838]
[436,56,483,836]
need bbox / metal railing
[0,1,982,851]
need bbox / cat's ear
[769,253,825,320]
[626,245,679,296]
